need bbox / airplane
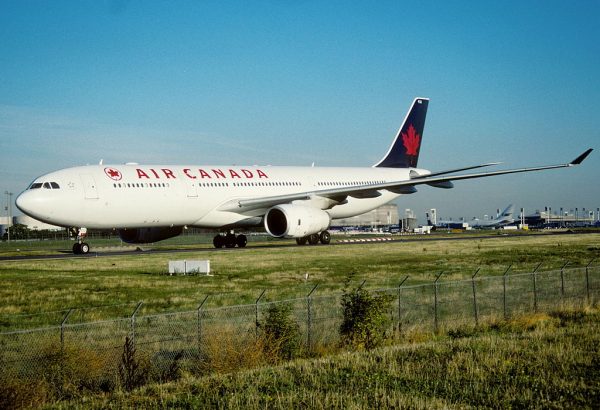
[15,98,593,254]
[470,204,515,228]
[427,204,515,230]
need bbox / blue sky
[1,1,599,221]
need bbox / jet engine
[118,226,183,244]
[264,204,330,238]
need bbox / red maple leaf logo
[402,124,420,156]
[104,167,122,181]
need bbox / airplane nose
[15,191,31,214]
[15,190,45,218]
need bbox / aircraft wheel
[296,237,307,245]
[319,231,331,245]
[213,234,224,248]
[72,243,81,254]
[225,233,236,248]
[308,233,320,245]
[236,234,247,248]
[80,243,90,254]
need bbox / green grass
[1,232,600,328]
[47,307,600,409]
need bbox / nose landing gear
[71,227,90,254]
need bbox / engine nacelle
[118,226,183,244]
[264,204,331,238]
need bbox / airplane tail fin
[499,204,514,219]
[374,97,429,168]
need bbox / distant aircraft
[428,204,515,229]
[470,204,515,228]
[15,98,592,254]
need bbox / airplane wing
[218,149,592,213]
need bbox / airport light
[4,191,12,242]
[560,207,564,228]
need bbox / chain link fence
[1,264,598,387]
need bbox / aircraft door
[80,174,99,199]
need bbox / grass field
[1,232,599,409]
[1,232,600,328]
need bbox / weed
[119,336,145,391]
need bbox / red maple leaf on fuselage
[104,167,122,181]
[402,124,420,156]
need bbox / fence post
[131,302,143,348]
[397,276,409,332]
[560,262,569,302]
[532,263,542,313]
[60,308,73,352]
[503,265,512,320]
[471,268,480,326]
[306,284,318,351]
[586,258,595,304]
[255,290,266,340]
[197,295,209,348]
[433,272,444,333]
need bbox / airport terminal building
[331,204,400,228]
[524,209,600,228]
[1,216,62,238]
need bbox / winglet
[570,148,593,165]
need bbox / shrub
[197,326,267,374]
[261,302,301,361]
[0,342,115,409]
[339,277,394,350]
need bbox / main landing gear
[295,230,331,246]
[72,227,91,254]
[213,232,248,249]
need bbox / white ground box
[168,260,210,275]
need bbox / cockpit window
[30,181,60,189]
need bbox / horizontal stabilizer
[410,162,502,179]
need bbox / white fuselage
[16,164,423,230]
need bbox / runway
[0,230,586,262]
